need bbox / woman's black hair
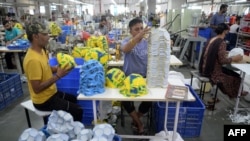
[3,20,9,26]
[215,23,229,34]
[220,4,228,11]
[128,18,143,29]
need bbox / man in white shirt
[229,16,241,33]
[84,9,92,25]
[227,16,241,51]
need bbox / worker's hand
[232,54,243,62]
[55,64,72,78]
[135,26,151,41]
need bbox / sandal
[207,98,220,104]
[206,104,216,110]
[241,91,249,97]
[131,122,138,130]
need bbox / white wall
[93,0,141,15]
[168,0,186,10]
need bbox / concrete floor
[0,66,250,141]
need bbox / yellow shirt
[14,23,23,30]
[23,48,57,104]
[49,22,62,36]
[14,23,28,39]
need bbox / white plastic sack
[184,78,200,90]
[228,48,244,58]
[168,71,185,84]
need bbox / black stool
[190,70,210,100]
[190,71,220,110]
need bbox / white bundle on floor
[77,129,93,141]
[46,133,69,141]
[19,111,117,141]
[92,123,115,141]
[46,110,85,140]
[147,28,171,88]
[97,101,113,120]
[47,110,74,134]
[18,128,46,141]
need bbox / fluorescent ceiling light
[69,0,84,4]
[0,2,12,5]
[235,0,247,3]
[52,3,62,6]
[111,0,117,5]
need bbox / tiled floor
[0,65,250,141]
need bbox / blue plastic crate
[49,58,84,96]
[108,33,116,40]
[0,93,5,110]
[195,27,211,53]
[61,25,73,31]
[49,57,84,66]
[154,85,205,138]
[113,134,122,141]
[0,73,23,108]
[7,44,30,50]
[77,100,100,126]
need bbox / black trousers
[122,101,152,114]
[5,53,14,69]
[4,52,25,71]
[33,91,83,122]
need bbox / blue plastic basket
[61,25,73,31]
[108,33,116,40]
[154,85,205,138]
[49,58,84,96]
[0,73,23,109]
[113,134,122,141]
[77,100,100,126]
[49,57,84,66]
[0,92,4,110]
[7,44,30,50]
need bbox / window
[40,6,45,14]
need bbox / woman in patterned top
[199,23,248,103]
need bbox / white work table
[231,64,250,116]
[0,46,26,74]
[108,55,183,67]
[0,32,5,35]
[78,78,195,141]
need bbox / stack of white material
[147,28,171,88]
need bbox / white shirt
[229,24,239,33]
[84,14,92,22]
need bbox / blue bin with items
[49,57,84,96]
[0,73,23,110]
[196,27,211,53]
[7,39,30,50]
[154,84,205,138]
[61,25,73,31]
[77,100,100,126]
[57,30,67,43]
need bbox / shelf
[238,32,250,37]
[237,43,250,48]
[238,45,250,51]
[243,18,250,21]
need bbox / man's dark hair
[220,4,228,11]
[3,20,9,26]
[236,16,241,22]
[128,18,143,29]
[215,23,229,34]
